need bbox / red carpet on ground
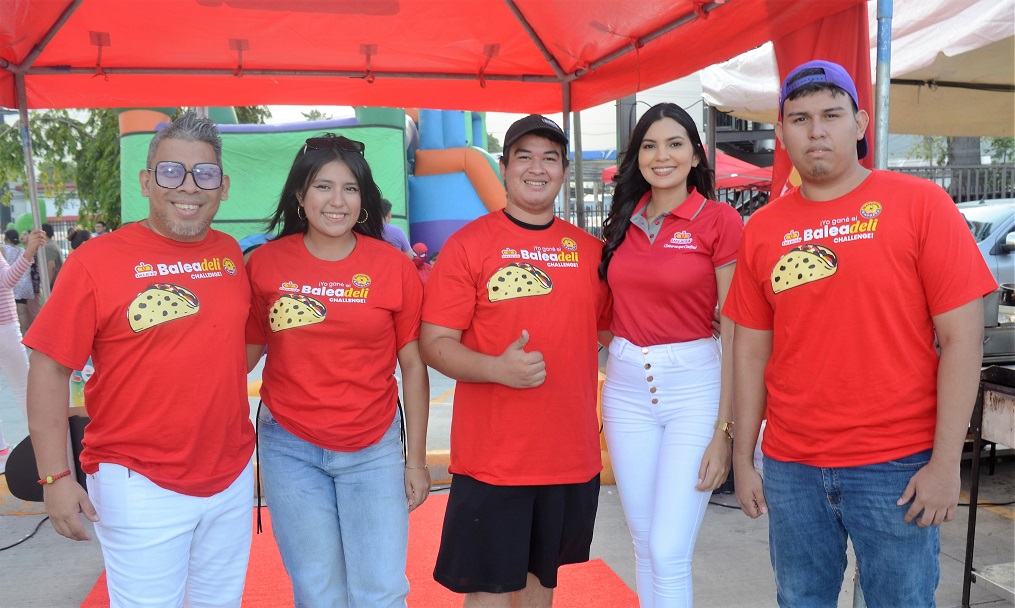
[82,493,637,607]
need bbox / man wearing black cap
[421,114,611,607]
[723,60,996,605]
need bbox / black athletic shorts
[433,472,600,594]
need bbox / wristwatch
[714,420,734,440]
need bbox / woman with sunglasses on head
[245,133,430,607]
[599,103,743,607]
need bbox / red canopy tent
[2,0,865,112]
[602,152,772,190]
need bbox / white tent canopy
[701,0,1015,137]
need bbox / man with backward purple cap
[722,60,996,606]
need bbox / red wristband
[38,470,72,485]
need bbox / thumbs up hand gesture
[497,330,546,388]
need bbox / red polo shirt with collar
[607,189,743,346]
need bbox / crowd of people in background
[0,57,996,608]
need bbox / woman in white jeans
[0,229,46,472]
[599,103,743,607]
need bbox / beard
[165,220,209,238]
[149,204,212,239]
[806,161,831,179]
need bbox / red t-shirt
[723,171,997,467]
[609,189,742,346]
[423,211,612,485]
[246,234,422,451]
[24,223,255,496]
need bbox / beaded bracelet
[404,464,429,470]
[38,470,72,485]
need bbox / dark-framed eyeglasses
[302,135,366,156]
[146,161,223,190]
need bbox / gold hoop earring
[296,205,305,220]
[357,209,369,224]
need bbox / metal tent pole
[573,111,585,229]
[561,82,572,220]
[873,0,894,170]
[15,74,52,302]
[707,105,718,172]
[616,95,637,160]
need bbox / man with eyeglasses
[25,111,255,607]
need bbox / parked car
[957,198,1015,364]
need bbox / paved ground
[1,363,1012,607]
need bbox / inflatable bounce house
[408,109,504,251]
[117,107,504,257]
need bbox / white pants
[0,321,28,450]
[602,337,721,608]
[87,461,254,608]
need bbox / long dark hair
[599,103,715,279]
[268,133,385,241]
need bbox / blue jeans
[258,406,409,608]
[763,451,939,608]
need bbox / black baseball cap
[503,114,568,154]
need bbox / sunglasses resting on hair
[302,134,366,155]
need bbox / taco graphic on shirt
[487,262,553,302]
[127,283,200,332]
[770,243,838,293]
[269,294,327,332]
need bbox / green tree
[0,110,83,212]
[487,132,503,153]
[985,137,1014,164]
[235,106,272,124]
[302,109,333,121]
[76,109,121,229]
[907,136,947,166]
